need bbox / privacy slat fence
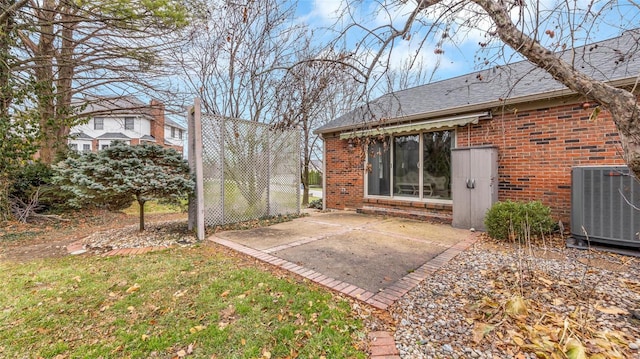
[188,99,300,240]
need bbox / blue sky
[288,0,639,89]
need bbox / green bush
[308,198,323,209]
[484,200,555,241]
[9,162,76,212]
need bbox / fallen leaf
[512,335,525,347]
[538,276,553,286]
[594,303,629,315]
[176,349,187,357]
[472,322,495,343]
[564,338,586,359]
[262,350,272,359]
[220,290,230,298]
[241,338,246,346]
[174,289,188,298]
[190,325,207,333]
[505,296,528,317]
[126,283,140,293]
[141,334,149,341]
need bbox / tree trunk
[0,2,12,120]
[35,0,58,164]
[301,164,309,206]
[53,4,77,158]
[473,0,640,176]
[137,194,145,231]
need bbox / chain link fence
[188,100,300,237]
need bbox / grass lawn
[0,246,366,358]
[122,200,186,216]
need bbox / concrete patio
[210,211,476,310]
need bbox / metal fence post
[192,99,205,240]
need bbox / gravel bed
[82,219,198,253]
[391,240,640,358]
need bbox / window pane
[94,118,104,130]
[393,135,420,197]
[367,140,390,196]
[83,144,91,152]
[125,117,134,130]
[423,130,454,199]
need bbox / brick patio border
[210,234,476,311]
[210,232,478,359]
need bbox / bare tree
[176,0,305,122]
[275,40,362,205]
[178,0,362,208]
[329,0,640,174]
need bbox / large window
[94,117,104,130]
[366,129,454,200]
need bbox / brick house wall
[458,97,624,224]
[324,136,365,210]
[323,96,626,226]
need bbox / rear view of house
[68,96,185,153]
[315,30,640,231]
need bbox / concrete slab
[368,218,467,246]
[215,218,349,250]
[210,210,473,305]
[303,211,380,226]
[274,230,445,293]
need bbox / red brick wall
[149,100,166,145]
[457,99,624,223]
[324,97,626,225]
[324,136,365,209]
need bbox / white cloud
[313,0,344,21]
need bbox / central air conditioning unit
[571,166,640,248]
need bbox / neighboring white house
[68,96,186,153]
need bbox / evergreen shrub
[484,200,555,241]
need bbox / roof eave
[314,77,637,135]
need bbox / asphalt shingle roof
[76,96,152,117]
[96,132,131,140]
[165,117,187,130]
[316,29,640,134]
[69,131,93,140]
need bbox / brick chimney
[149,99,165,146]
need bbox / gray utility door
[451,146,498,230]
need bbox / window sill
[364,196,453,209]
[365,195,452,204]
